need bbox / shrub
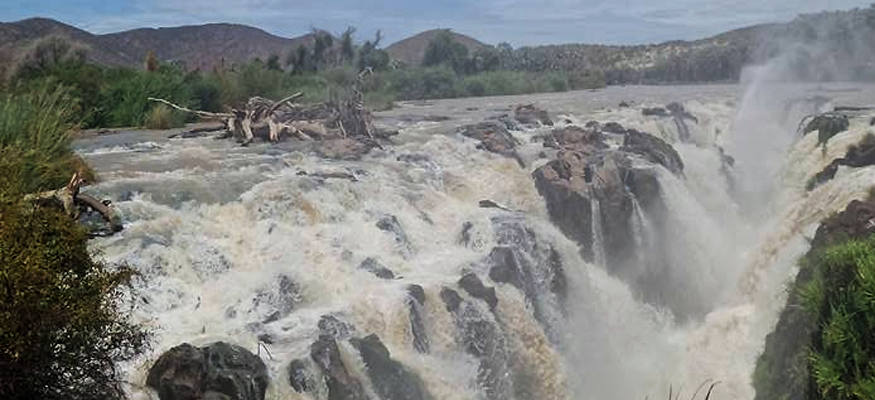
[0,201,148,400]
[144,104,185,130]
[800,236,875,399]
[0,82,93,193]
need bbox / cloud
[3,0,873,45]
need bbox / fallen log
[147,98,233,119]
[168,124,226,139]
[25,172,123,235]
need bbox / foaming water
[76,84,875,400]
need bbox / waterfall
[74,84,875,400]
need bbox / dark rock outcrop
[351,334,433,400]
[754,199,875,400]
[543,126,607,149]
[642,103,698,141]
[532,124,695,317]
[602,122,626,134]
[514,104,552,126]
[439,287,463,312]
[315,139,376,161]
[406,284,430,353]
[803,113,849,144]
[376,215,414,258]
[318,315,356,340]
[809,133,875,189]
[310,335,371,400]
[146,342,269,400]
[358,257,396,280]
[458,272,499,311]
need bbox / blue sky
[3,0,872,46]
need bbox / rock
[310,335,371,400]
[318,315,356,340]
[642,107,669,117]
[618,101,631,108]
[406,284,430,353]
[358,257,396,280]
[810,133,875,189]
[252,274,301,323]
[288,359,315,393]
[315,139,376,161]
[147,342,269,400]
[458,121,524,166]
[545,126,607,149]
[376,215,414,258]
[754,200,875,400]
[870,116,875,126]
[514,104,553,126]
[601,122,626,134]
[351,334,433,400]
[439,287,463,312]
[478,199,512,211]
[459,221,475,247]
[458,272,499,311]
[804,113,849,144]
[453,304,512,400]
[666,102,698,123]
[584,120,600,129]
[621,129,684,175]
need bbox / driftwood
[147,71,385,147]
[25,172,123,235]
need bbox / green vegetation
[800,237,875,399]
[2,30,600,130]
[0,81,148,400]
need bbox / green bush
[0,200,148,400]
[799,236,875,399]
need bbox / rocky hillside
[0,18,315,72]
[385,29,489,66]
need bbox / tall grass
[0,81,92,195]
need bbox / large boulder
[351,334,433,400]
[621,129,684,175]
[804,113,849,144]
[458,121,525,166]
[809,133,875,189]
[754,200,875,400]
[146,342,269,400]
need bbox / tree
[357,30,390,72]
[145,50,159,72]
[312,29,334,68]
[340,27,356,64]
[266,53,281,71]
[422,30,469,74]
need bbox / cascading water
[75,83,875,400]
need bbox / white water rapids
[75,83,875,400]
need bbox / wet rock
[459,221,475,247]
[755,199,875,400]
[288,359,316,393]
[478,199,512,211]
[642,107,669,117]
[147,342,269,400]
[514,104,553,126]
[544,126,607,149]
[310,335,370,400]
[397,153,431,164]
[618,101,631,108]
[376,215,414,258]
[809,133,875,189]
[252,274,301,324]
[804,113,849,144]
[458,272,499,311]
[358,257,396,280]
[315,139,376,161]
[458,120,525,167]
[454,304,512,400]
[601,121,626,134]
[406,284,430,353]
[621,129,684,175]
[870,116,875,126]
[318,315,356,340]
[351,334,433,400]
[666,102,698,123]
[584,120,600,129]
[439,287,463,312]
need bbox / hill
[0,18,317,72]
[386,29,488,66]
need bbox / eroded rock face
[754,200,875,400]
[804,113,849,144]
[376,215,414,258]
[146,342,269,400]
[406,284,430,353]
[810,133,875,189]
[532,123,690,316]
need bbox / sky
[2,0,873,46]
